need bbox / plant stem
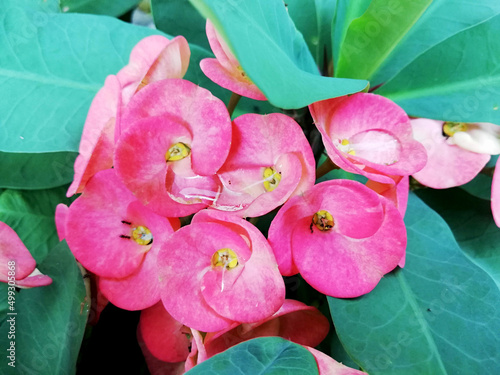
[227,92,242,117]
[316,158,340,179]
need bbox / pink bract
[157,209,285,332]
[213,113,315,217]
[307,347,367,375]
[0,222,52,287]
[493,158,500,227]
[117,35,190,107]
[114,79,232,217]
[200,20,266,101]
[203,299,330,358]
[309,93,427,185]
[67,75,121,197]
[139,302,191,363]
[366,175,409,218]
[411,118,490,189]
[268,179,406,298]
[55,203,69,241]
[65,169,178,301]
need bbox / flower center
[263,167,282,192]
[131,225,153,245]
[165,142,191,162]
[443,122,468,137]
[337,139,356,156]
[211,248,239,270]
[311,210,335,232]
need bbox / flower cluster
[55,18,500,373]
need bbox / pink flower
[116,34,191,138]
[67,35,190,197]
[213,113,315,217]
[0,222,52,288]
[139,302,192,363]
[202,299,330,358]
[493,159,500,227]
[309,93,427,185]
[65,169,178,310]
[114,79,232,218]
[200,20,266,101]
[157,209,285,332]
[268,179,406,298]
[411,118,490,188]
[66,75,121,197]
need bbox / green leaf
[0,186,71,264]
[0,284,7,327]
[60,0,140,17]
[184,337,319,375]
[189,0,367,109]
[332,0,371,69]
[0,8,161,188]
[0,241,87,375]
[371,0,500,86]
[13,0,61,12]
[0,151,77,190]
[328,193,500,374]
[375,13,500,123]
[335,0,432,80]
[151,0,209,49]
[286,0,337,72]
[460,173,493,201]
[417,188,500,290]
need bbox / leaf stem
[227,92,242,117]
[316,158,340,179]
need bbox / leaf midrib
[397,271,449,374]
[0,67,101,92]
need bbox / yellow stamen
[211,248,239,270]
[263,167,281,192]
[165,142,191,162]
[443,122,468,137]
[131,226,153,246]
[339,139,356,156]
[311,210,335,232]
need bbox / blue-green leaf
[0,241,87,375]
[328,193,500,374]
[189,0,367,109]
[60,0,140,17]
[372,0,500,85]
[376,13,500,123]
[185,337,319,375]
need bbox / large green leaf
[0,151,77,189]
[371,0,500,86]
[460,173,493,201]
[189,0,367,109]
[59,0,140,16]
[0,8,159,188]
[375,13,500,123]
[286,0,337,72]
[328,193,500,374]
[0,186,71,264]
[0,241,87,375]
[13,0,61,12]
[185,337,319,375]
[417,188,500,289]
[331,0,371,69]
[335,0,432,80]
[151,0,209,49]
